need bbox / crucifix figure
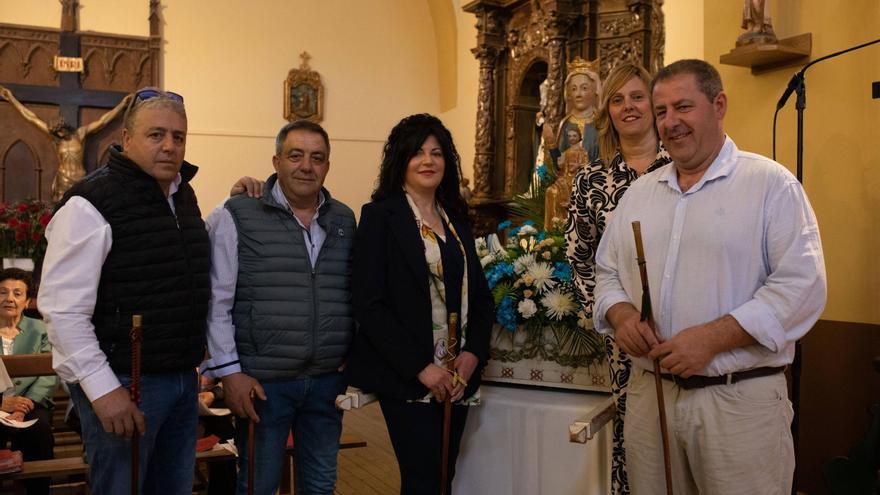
[0,85,132,201]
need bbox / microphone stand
[774,37,880,493]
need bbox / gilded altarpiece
[464,0,665,235]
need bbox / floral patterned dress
[564,147,670,495]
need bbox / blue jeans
[235,372,346,495]
[69,370,198,495]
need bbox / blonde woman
[565,63,671,495]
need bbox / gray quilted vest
[224,175,356,381]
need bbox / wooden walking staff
[631,222,674,495]
[247,419,255,495]
[130,314,143,495]
[440,312,459,495]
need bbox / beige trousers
[624,368,795,495]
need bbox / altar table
[453,384,612,495]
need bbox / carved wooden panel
[80,33,157,91]
[0,104,58,201]
[80,106,124,172]
[0,25,60,86]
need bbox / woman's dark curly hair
[372,114,468,218]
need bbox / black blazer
[345,194,494,400]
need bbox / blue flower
[536,164,549,182]
[496,297,518,332]
[497,220,512,231]
[554,262,572,282]
[509,226,521,237]
[536,231,547,242]
[523,220,535,227]
[486,262,515,289]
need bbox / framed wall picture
[284,52,323,123]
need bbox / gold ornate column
[542,10,578,145]
[469,7,505,202]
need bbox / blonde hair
[595,63,654,167]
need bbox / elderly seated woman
[0,268,58,495]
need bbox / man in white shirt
[202,121,356,495]
[594,59,826,494]
[39,89,211,495]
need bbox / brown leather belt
[649,366,786,390]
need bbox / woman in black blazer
[346,114,494,494]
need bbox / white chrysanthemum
[541,289,578,320]
[513,253,536,274]
[526,262,556,293]
[517,299,538,319]
[517,224,538,237]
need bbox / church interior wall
[703,0,880,325]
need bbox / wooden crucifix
[0,0,161,202]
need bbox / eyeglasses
[124,88,185,123]
[133,88,184,104]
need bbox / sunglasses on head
[134,88,184,104]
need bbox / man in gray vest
[202,120,356,495]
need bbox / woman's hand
[417,363,454,402]
[449,351,479,402]
[7,411,24,422]
[1,396,33,414]
[229,176,265,198]
[198,391,215,407]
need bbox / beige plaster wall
[704,0,880,323]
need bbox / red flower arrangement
[0,200,53,262]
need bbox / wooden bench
[0,354,368,494]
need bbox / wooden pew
[0,354,369,494]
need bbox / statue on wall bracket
[737,0,778,46]
[284,52,324,123]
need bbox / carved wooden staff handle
[631,222,673,495]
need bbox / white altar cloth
[453,384,612,495]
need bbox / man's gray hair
[123,92,186,132]
[275,120,331,156]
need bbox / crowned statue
[542,57,601,169]
[537,57,600,228]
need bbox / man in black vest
[39,88,211,495]
[202,120,356,495]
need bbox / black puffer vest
[57,146,210,374]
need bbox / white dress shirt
[201,183,326,378]
[594,137,826,375]
[38,176,182,402]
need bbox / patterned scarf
[404,192,479,405]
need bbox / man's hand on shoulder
[229,177,265,198]
[607,302,660,357]
[91,387,144,438]
[649,315,757,378]
[220,372,266,422]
